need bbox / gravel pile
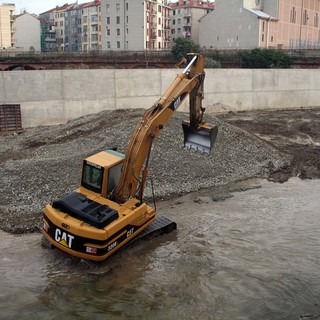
[0,109,292,233]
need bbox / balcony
[45,37,56,42]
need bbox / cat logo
[61,223,70,230]
[55,228,74,248]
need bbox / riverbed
[1,178,320,320]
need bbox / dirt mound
[0,109,294,233]
[219,107,320,181]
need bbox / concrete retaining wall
[1,68,319,128]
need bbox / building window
[126,16,128,23]
[173,10,175,15]
[262,21,265,32]
[178,18,181,24]
[290,7,296,23]
[116,3,120,11]
[303,10,308,25]
[107,29,110,36]
[83,16,87,23]
[158,5,161,13]
[116,16,120,24]
[126,28,128,35]
[91,15,98,23]
[107,4,110,12]
[173,19,175,25]
[117,29,120,35]
[271,36,274,42]
[126,3,128,10]
[117,41,120,48]
[158,30,161,37]
[107,41,110,49]
[261,34,264,42]
[315,13,319,28]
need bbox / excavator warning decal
[169,93,187,111]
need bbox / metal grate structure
[0,104,22,133]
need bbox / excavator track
[41,216,177,263]
[127,216,177,244]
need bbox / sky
[9,0,89,15]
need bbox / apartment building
[64,4,83,52]
[277,0,320,48]
[55,3,76,51]
[81,0,102,51]
[40,1,101,52]
[39,18,56,52]
[15,13,41,51]
[101,0,171,51]
[0,3,15,49]
[199,0,320,49]
[169,0,214,45]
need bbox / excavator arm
[112,54,218,203]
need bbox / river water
[1,178,320,320]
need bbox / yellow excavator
[41,53,218,261]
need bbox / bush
[205,57,222,68]
[171,38,200,60]
[239,48,293,68]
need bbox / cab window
[82,162,104,193]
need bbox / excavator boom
[112,53,218,203]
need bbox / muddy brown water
[1,178,320,320]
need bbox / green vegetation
[238,48,293,68]
[171,38,200,60]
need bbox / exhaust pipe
[182,120,218,154]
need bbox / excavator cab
[81,150,125,197]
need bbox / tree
[171,38,200,60]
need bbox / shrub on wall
[239,48,293,68]
[205,57,222,68]
[171,38,200,60]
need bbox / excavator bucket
[182,120,218,154]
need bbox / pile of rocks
[0,109,291,233]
